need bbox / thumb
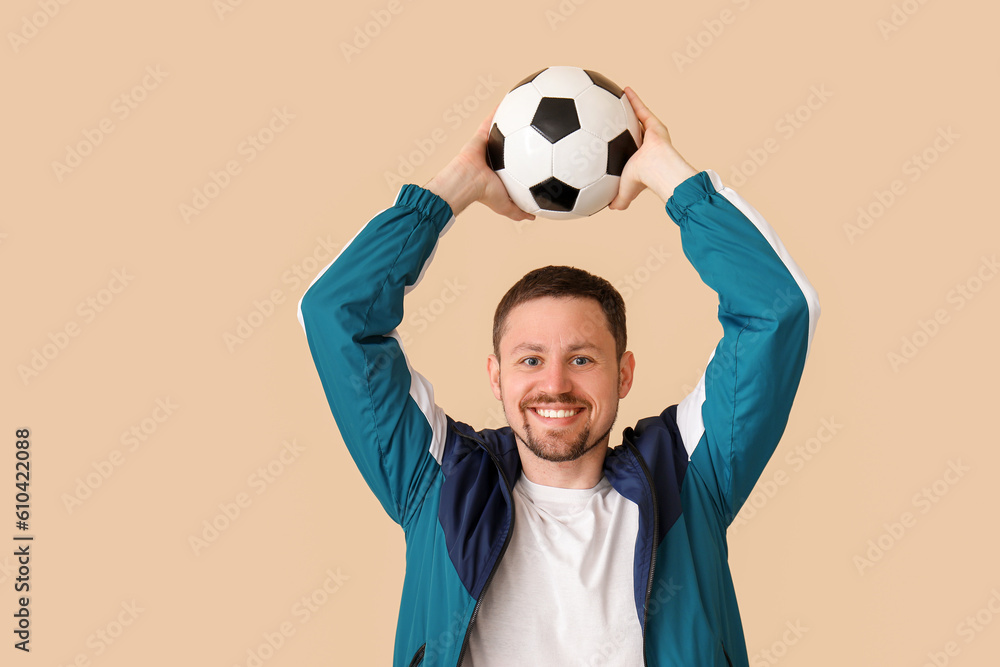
[483,177,535,221]
[488,197,535,222]
[609,176,645,211]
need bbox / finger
[493,189,534,221]
[609,175,645,211]
[475,103,500,138]
[623,87,653,126]
[624,86,668,140]
[482,177,533,221]
[497,191,534,221]
[491,198,534,221]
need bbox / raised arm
[296,111,530,527]
[667,170,820,524]
[297,184,453,526]
[612,87,820,523]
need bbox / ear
[487,354,502,400]
[618,351,636,399]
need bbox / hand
[423,108,535,222]
[608,87,699,210]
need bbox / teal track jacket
[297,170,820,666]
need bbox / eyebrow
[510,342,600,354]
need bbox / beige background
[3,0,998,664]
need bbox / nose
[539,361,573,396]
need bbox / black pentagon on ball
[530,177,579,212]
[486,123,505,171]
[531,97,580,144]
[584,70,624,98]
[607,130,639,177]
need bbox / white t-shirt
[464,474,645,666]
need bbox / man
[297,87,820,666]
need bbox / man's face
[487,296,634,463]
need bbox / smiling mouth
[530,407,584,420]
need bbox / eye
[522,357,541,367]
[571,357,592,366]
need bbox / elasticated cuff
[394,184,455,234]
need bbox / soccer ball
[486,66,642,219]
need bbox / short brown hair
[492,265,627,361]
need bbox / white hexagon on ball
[530,66,594,98]
[492,84,543,137]
[575,85,629,142]
[552,131,608,189]
[503,127,554,190]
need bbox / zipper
[624,434,659,667]
[408,644,425,666]
[453,428,515,667]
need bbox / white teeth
[535,408,580,419]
